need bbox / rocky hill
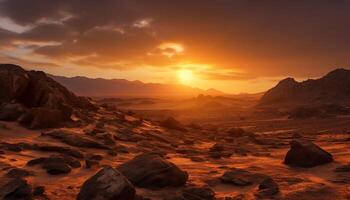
[0,64,96,129]
[259,68,350,107]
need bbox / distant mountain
[50,75,226,97]
[259,68,350,107]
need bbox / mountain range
[50,75,226,97]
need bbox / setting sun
[177,69,194,85]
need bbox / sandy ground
[1,108,350,199]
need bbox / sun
[177,69,193,84]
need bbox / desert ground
[1,95,350,200]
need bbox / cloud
[199,71,257,81]
[0,0,350,78]
[33,26,159,68]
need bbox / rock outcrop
[0,64,96,129]
[160,117,187,132]
[0,176,32,199]
[117,153,188,188]
[42,130,110,149]
[284,139,333,167]
[77,167,135,200]
[259,68,350,107]
[27,154,81,175]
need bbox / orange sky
[0,1,350,93]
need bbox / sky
[0,0,350,93]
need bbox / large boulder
[284,139,333,168]
[117,153,188,188]
[0,177,32,199]
[77,167,135,200]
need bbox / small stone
[33,186,45,196]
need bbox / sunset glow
[0,1,350,93]
[177,69,194,85]
[158,43,184,58]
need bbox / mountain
[50,75,226,97]
[259,68,350,107]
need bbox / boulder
[77,167,135,200]
[28,154,81,168]
[182,186,215,200]
[0,177,32,199]
[0,103,25,121]
[27,154,80,175]
[160,117,187,132]
[284,139,333,167]
[6,168,34,178]
[43,162,72,175]
[117,153,188,188]
[255,177,279,198]
[42,130,110,149]
[220,168,258,186]
[19,108,67,129]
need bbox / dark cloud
[0,27,15,42]
[20,24,70,42]
[0,0,350,77]
[35,26,158,66]
[0,0,68,26]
